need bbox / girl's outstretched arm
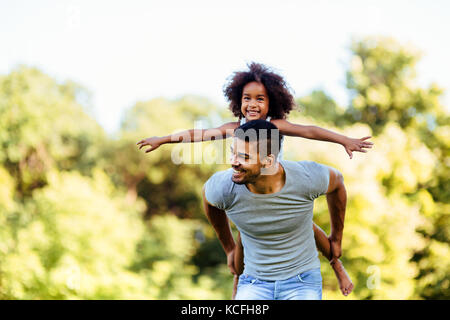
[137,121,240,153]
[271,119,373,159]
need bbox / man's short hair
[234,120,282,159]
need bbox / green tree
[107,95,231,219]
[1,35,448,300]
[0,67,234,299]
[0,66,106,198]
[295,36,449,299]
[0,170,150,299]
[0,66,151,299]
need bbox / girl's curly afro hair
[223,62,296,120]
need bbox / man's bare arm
[202,187,237,274]
[325,167,347,261]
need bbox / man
[202,120,347,300]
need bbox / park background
[0,1,449,299]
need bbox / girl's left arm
[271,119,373,159]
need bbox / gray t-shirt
[204,160,330,281]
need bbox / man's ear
[262,154,276,168]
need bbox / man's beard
[232,177,246,184]
[231,174,245,184]
[231,169,259,184]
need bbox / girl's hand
[343,136,373,159]
[136,136,163,153]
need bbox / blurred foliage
[0,36,448,299]
[297,36,449,299]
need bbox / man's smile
[232,168,245,179]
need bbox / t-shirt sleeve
[203,171,231,210]
[305,161,330,200]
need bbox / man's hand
[232,274,239,300]
[227,247,237,275]
[343,136,373,159]
[326,167,346,264]
[137,136,163,153]
[329,237,342,265]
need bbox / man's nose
[230,153,240,166]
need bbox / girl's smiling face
[241,81,269,121]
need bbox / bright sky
[2,0,450,134]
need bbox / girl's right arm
[137,121,240,153]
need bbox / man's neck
[246,162,286,194]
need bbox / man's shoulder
[282,160,330,188]
[207,168,233,184]
[204,168,234,194]
[204,168,235,210]
[282,160,327,172]
[282,160,330,199]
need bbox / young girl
[137,62,372,298]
